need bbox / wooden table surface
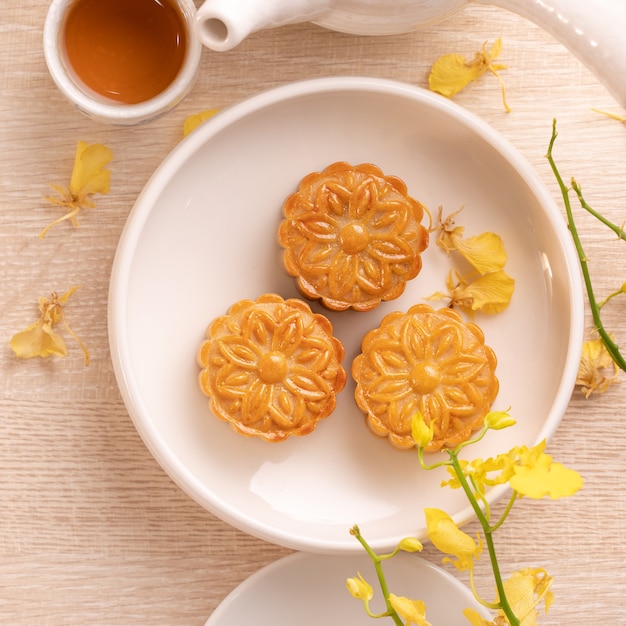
[2,2,625,624]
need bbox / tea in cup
[44,0,202,125]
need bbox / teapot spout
[488,0,626,108]
[196,0,331,51]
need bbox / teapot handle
[488,0,626,108]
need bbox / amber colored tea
[63,0,188,105]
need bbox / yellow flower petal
[9,321,67,359]
[456,270,515,314]
[510,459,583,499]
[424,508,480,571]
[503,440,583,499]
[69,141,113,195]
[500,568,553,626]
[429,53,479,98]
[183,108,219,136]
[463,608,500,626]
[428,39,509,111]
[452,231,508,274]
[389,594,432,626]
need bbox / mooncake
[278,162,429,312]
[197,293,346,442]
[352,304,499,451]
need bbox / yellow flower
[346,572,373,602]
[576,337,620,398]
[508,440,583,499]
[442,453,512,493]
[388,594,432,626]
[429,38,510,112]
[9,286,89,365]
[183,108,219,136]
[424,508,482,571]
[498,568,554,626]
[40,141,112,237]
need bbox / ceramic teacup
[43,0,202,126]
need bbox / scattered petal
[40,142,112,237]
[183,108,219,136]
[9,287,90,365]
[429,39,510,112]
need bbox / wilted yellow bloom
[183,108,219,136]
[508,440,583,499]
[389,594,432,626]
[424,508,482,571]
[430,269,515,315]
[497,568,554,626]
[9,286,89,365]
[576,337,620,398]
[429,38,510,112]
[435,208,507,275]
[40,141,112,237]
[430,206,515,314]
[346,572,373,602]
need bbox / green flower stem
[350,527,404,626]
[599,287,625,309]
[448,451,520,626]
[490,491,518,533]
[571,179,626,242]
[546,120,626,372]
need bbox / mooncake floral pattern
[197,294,346,442]
[279,162,429,311]
[352,304,499,451]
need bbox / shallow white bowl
[108,77,584,554]
[205,552,492,625]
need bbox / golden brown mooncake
[197,293,346,442]
[351,304,499,451]
[278,162,429,312]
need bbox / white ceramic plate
[108,77,584,553]
[205,552,492,625]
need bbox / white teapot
[195,0,626,108]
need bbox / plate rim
[204,550,493,625]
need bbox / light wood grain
[1,2,625,624]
